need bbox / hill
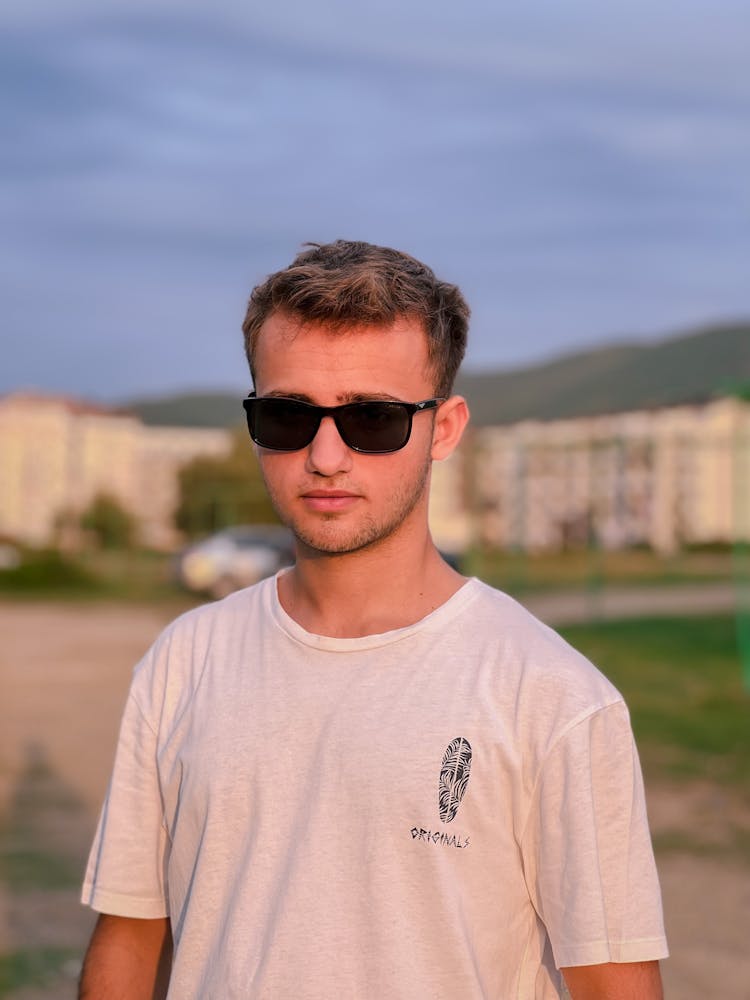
[455,321,750,425]
[120,391,246,428]
[123,321,750,428]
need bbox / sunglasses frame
[242,393,445,454]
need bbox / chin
[291,518,397,558]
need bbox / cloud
[1,2,748,396]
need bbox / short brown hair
[242,240,470,396]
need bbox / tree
[80,493,136,549]
[176,428,279,539]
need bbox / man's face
[251,312,439,557]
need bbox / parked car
[175,525,294,599]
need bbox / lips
[303,490,358,498]
[300,490,360,512]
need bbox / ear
[431,395,470,461]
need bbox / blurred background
[1,1,749,997]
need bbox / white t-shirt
[82,575,667,999]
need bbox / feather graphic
[438,737,472,823]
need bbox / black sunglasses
[242,394,444,454]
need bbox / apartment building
[3,390,748,556]
[0,390,475,555]
[428,446,472,555]
[0,393,231,549]
[470,396,750,553]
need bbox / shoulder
[461,578,625,735]
[128,576,273,717]
[152,574,272,653]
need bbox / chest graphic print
[438,737,472,823]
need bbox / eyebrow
[261,391,405,404]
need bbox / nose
[305,415,354,477]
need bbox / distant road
[520,581,739,627]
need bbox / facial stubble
[260,448,433,557]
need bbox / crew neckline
[266,572,482,652]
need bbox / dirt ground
[1,600,749,999]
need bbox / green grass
[0,747,92,895]
[0,847,81,891]
[0,547,197,604]
[0,947,79,996]
[466,546,734,593]
[76,548,186,601]
[1,543,738,602]
[559,616,750,791]
[651,825,750,860]
[0,549,101,595]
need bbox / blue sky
[3,1,749,400]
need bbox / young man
[80,241,668,998]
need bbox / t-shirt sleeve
[520,701,669,969]
[81,677,169,919]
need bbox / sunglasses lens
[244,398,420,453]
[248,398,319,451]
[338,402,411,453]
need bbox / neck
[277,533,466,639]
